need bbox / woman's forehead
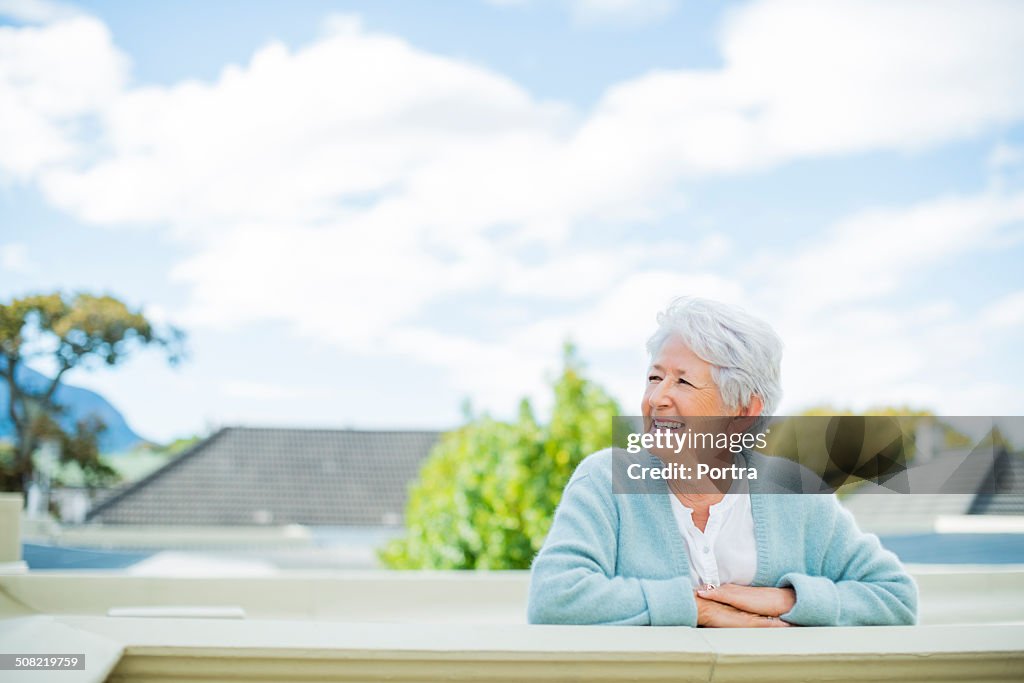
[649,337,714,375]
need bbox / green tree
[795,404,970,448]
[763,404,974,495]
[0,292,184,494]
[381,344,620,569]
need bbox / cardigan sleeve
[776,497,918,626]
[527,468,697,626]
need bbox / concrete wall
[1,569,1023,683]
[0,494,23,563]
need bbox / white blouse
[667,486,758,589]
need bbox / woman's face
[641,334,736,431]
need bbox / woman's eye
[647,375,661,382]
[677,377,693,386]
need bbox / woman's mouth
[651,418,685,431]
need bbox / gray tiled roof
[969,450,1024,515]
[87,427,441,526]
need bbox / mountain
[0,361,145,454]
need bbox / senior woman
[527,297,917,627]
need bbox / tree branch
[4,356,23,434]
[41,357,73,408]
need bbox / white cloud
[761,190,1024,414]
[569,0,676,26]
[494,236,731,301]
[378,269,746,417]
[989,142,1024,171]
[167,220,464,350]
[989,141,1024,191]
[39,30,573,230]
[0,0,79,23]
[981,290,1024,329]
[5,1,1024,424]
[722,0,1024,152]
[220,380,314,401]
[0,16,126,180]
[514,270,747,354]
[761,191,1024,315]
[17,1,1024,236]
[385,325,551,412]
[578,0,1024,178]
[482,0,676,26]
[0,242,35,273]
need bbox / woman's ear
[728,395,764,435]
[740,395,764,418]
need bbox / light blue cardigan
[527,448,918,626]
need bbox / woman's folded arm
[527,471,697,626]
[777,498,918,626]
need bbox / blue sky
[2,0,1023,443]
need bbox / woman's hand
[695,595,791,627]
[696,584,796,620]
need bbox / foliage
[104,435,204,483]
[0,292,185,494]
[764,404,975,496]
[796,404,970,448]
[380,344,620,569]
[798,404,936,417]
[154,434,203,457]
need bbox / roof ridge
[221,426,447,434]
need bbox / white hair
[646,297,783,416]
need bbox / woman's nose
[648,380,672,407]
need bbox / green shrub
[381,345,620,569]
